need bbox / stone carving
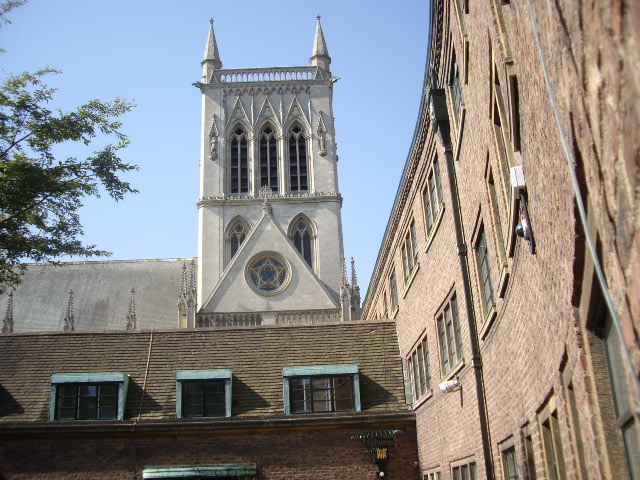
[317,111,327,156]
[208,115,219,161]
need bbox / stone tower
[192,17,351,327]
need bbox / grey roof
[0,258,195,332]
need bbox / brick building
[362,0,639,479]
[0,323,417,479]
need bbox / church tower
[193,17,352,327]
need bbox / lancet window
[288,124,308,192]
[292,219,313,267]
[230,126,249,194]
[259,124,278,192]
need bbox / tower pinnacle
[310,15,331,72]
[202,18,222,81]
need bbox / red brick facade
[363,0,639,478]
[0,323,418,479]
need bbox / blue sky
[1,0,430,297]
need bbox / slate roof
[0,258,194,332]
[0,321,408,423]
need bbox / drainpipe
[429,88,494,479]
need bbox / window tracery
[288,124,308,192]
[289,216,314,268]
[259,124,278,192]
[227,218,249,262]
[230,126,248,194]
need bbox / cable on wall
[525,0,640,398]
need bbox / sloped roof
[0,321,408,422]
[0,258,194,332]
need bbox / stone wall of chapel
[363,0,638,477]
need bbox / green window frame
[176,369,232,418]
[49,372,129,421]
[283,364,361,415]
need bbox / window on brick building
[474,225,496,317]
[449,51,464,124]
[283,364,360,414]
[176,369,232,418]
[423,469,441,480]
[390,272,399,312]
[451,458,477,480]
[401,220,419,281]
[522,424,538,480]
[437,294,463,375]
[407,336,432,402]
[49,372,129,421]
[502,447,518,480]
[540,409,567,480]
[424,156,444,237]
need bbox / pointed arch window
[289,216,314,268]
[260,124,278,192]
[288,124,308,192]
[230,127,249,194]
[227,218,249,262]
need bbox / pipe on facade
[429,89,495,479]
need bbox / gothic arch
[257,122,280,193]
[225,216,251,265]
[227,124,250,194]
[286,122,310,193]
[288,214,316,269]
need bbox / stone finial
[341,256,349,286]
[310,15,331,71]
[260,185,273,213]
[63,289,75,332]
[126,288,137,330]
[2,292,14,333]
[350,257,359,290]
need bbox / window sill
[402,263,420,299]
[412,389,433,410]
[424,204,445,253]
[441,358,465,384]
[479,305,498,341]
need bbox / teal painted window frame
[176,369,232,418]
[49,372,129,421]
[282,364,361,414]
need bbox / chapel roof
[0,258,192,333]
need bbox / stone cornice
[198,192,342,208]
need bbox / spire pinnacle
[203,18,222,69]
[350,257,359,290]
[126,288,137,330]
[310,15,331,71]
[2,292,14,333]
[63,289,75,331]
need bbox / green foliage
[0,68,137,293]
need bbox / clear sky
[1,0,430,298]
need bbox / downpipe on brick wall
[429,88,495,480]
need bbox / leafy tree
[1,30,137,293]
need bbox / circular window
[245,253,291,296]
